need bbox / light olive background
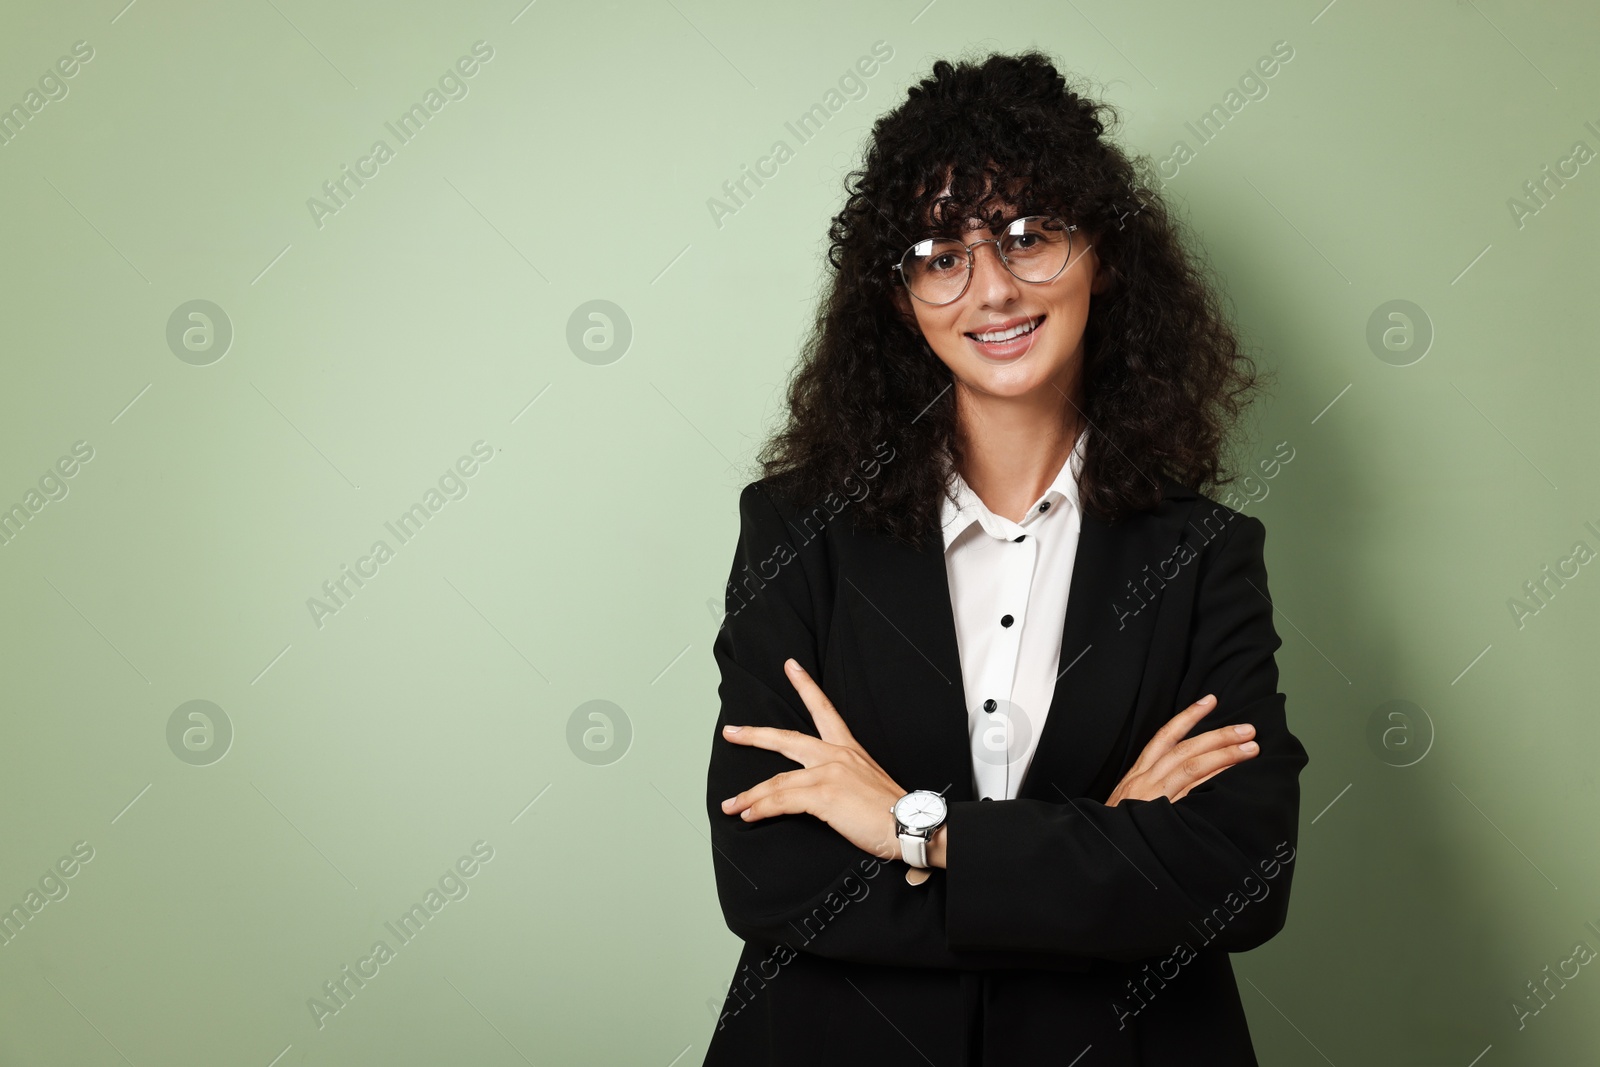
[0,0,1596,1064]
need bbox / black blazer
[703,472,1310,1066]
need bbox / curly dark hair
[753,49,1269,548]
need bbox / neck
[954,373,1084,525]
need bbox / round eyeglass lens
[898,216,1074,304]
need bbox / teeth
[972,317,1039,343]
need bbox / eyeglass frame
[889,216,1081,306]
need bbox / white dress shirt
[938,428,1087,801]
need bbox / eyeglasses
[892,216,1078,306]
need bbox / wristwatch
[890,789,948,868]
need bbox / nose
[967,239,1021,305]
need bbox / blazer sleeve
[942,510,1312,963]
[705,481,1095,972]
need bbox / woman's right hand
[1104,695,1257,807]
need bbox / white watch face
[895,790,946,831]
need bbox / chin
[965,344,1067,374]
[965,366,1059,396]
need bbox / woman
[704,51,1309,1066]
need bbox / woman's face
[892,205,1108,406]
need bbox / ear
[1085,236,1113,295]
[890,284,921,333]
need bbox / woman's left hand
[719,658,907,862]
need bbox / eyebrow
[922,211,1040,238]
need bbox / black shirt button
[984,698,997,712]
[1001,614,1014,627]
[1013,534,1026,542]
[1039,500,1051,512]
[981,796,992,801]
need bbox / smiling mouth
[966,315,1045,343]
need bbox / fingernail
[1234,724,1254,736]
[1239,741,1258,753]
[785,659,801,673]
[721,797,737,809]
[1200,694,1216,705]
[723,724,742,734]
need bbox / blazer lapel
[838,488,1188,806]
[1015,502,1181,801]
[839,518,978,801]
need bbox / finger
[721,723,830,767]
[1172,763,1235,803]
[1176,766,1228,798]
[1127,695,1219,774]
[1155,722,1255,779]
[1153,737,1259,797]
[1172,756,1242,800]
[720,767,819,815]
[782,659,858,748]
[1160,694,1220,741]
[1140,696,1221,764]
[739,787,813,823]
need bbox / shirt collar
[939,428,1087,551]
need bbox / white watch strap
[900,830,928,868]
